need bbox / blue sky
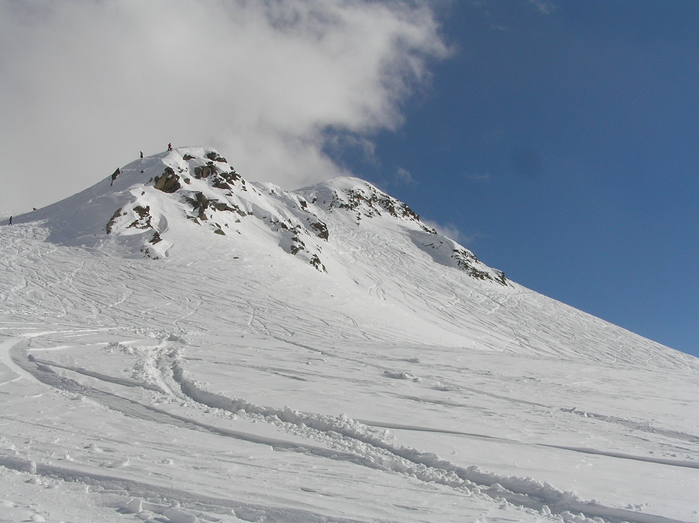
[1,0,696,357]
[350,0,699,357]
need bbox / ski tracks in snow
[4,334,694,523]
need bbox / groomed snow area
[0,148,697,523]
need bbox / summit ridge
[18,147,507,284]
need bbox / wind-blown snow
[1,147,697,523]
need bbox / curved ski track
[5,336,693,523]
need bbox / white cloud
[528,0,557,15]
[0,0,449,213]
[394,166,417,186]
[466,172,490,182]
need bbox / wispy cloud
[394,167,417,186]
[0,0,449,212]
[490,24,511,33]
[528,0,557,15]
[466,172,491,182]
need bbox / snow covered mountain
[1,147,697,523]
[17,147,506,284]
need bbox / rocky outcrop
[328,185,420,223]
[309,220,329,240]
[128,205,153,229]
[452,248,507,285]
[154,167,181,193]
[106,208,123,234]
[96,149,507,280]
[193,164,214,179]
[206,151,227,163]
[184,192,247,221]
[185,192,213,221]
[310,254,326,272]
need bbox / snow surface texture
[1,147,698,523]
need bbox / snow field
[1,148,698,522]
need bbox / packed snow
[1,147,697,523]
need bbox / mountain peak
[15,147,507,284]
[297,176,422,224]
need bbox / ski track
[0,455,367,523]
[270,335,699,448]
[4,336,693,523]
[359,420,699,470]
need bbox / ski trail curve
[7,337,694,523]
[162,349,692,523]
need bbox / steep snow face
[2,147,698,523]
[295,176,507,284]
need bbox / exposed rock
[310,220,329,240]
[185,192,211,220]
[452,248,507,285]
[154,167,181,193]
[310,254,326,272]
[222,170,241,183]
[105,208,123,234]
[128,206,152,229]
[140,246,158,259]
[378,195,419,221]
[206,151,227,162]
[493,270,507,285]
[193,163,216,179]
[290,235,306,255]
[211,176,232,190]
[330,186,419,222]
[185,191,245,220]
[133,206,150,218]
[99,150,506,281]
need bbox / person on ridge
[8,216,12,225]
[140,151,144,158]
[167,143,172,151]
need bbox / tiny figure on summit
[140,151,144,158]
[111,168,120,186]
[167,143,172,151]
[8,216,12,225]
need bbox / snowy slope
[1,147,698,523]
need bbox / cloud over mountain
[0,0,448,213]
